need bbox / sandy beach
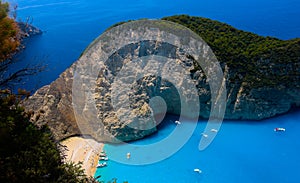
[60,136,104,177]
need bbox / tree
[0,1,45,90]
[0,0,20,61]
[162,15,300,88]
[0,90,97,182]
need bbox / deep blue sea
[6,0,300,182]
[7,0,300,91]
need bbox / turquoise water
[7,0,300,182]
[97,112,300,183]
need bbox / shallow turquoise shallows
[96,111,300,183]
[8,0,300,182]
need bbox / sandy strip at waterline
[60,136,104,177]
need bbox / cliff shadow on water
[22,15,300,143]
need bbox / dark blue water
[6,0,300,182]
[7,0,300,91]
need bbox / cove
[96,111,300,183]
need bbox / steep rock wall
[22,19,300,142]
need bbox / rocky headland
[17,22,42,49]
[22,15,300,142]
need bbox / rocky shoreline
[21,17,300,143]
[16,22,42,50]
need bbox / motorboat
[194,168,202,173]
[127,152,131,159]
[210,129,218,132]
[97,162,107,168]
[99,153,107,157]
[175,120,181,125]
[201,133,208,138]
[100,156,108,161]
[274,127,286,132]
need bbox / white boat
[175,120,181,125]
[194,168,202,173]
[97,162,107,168]
[127,152,131,159]
[201,133,208,138]
[210,128,218,132]
[99,153,107,157]
[274,127,286,132]
[100,156,108,161]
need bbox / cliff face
[22,17,300,142]
[22,68,80,139]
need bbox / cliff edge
[22,16,300,142]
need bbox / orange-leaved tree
[0,0,20,62]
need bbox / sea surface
[98,112,300,183]
[6,0,300,91]
[6,0,300,182]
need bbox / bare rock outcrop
[22,19,300,142]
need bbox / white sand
[60,136,103,177]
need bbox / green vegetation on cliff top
[106,15,299,88]
[162,15,300,88]
[1,11,299,182]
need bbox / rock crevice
[22,19,300,142]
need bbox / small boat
[175,120,181,125]
[274,127,286,132]
[201,133,208,138]
[99,153,107,157]
[126,152,131,159]
[100,156,108,161]
[97,162,107,168]
[194,168,202,173]
[210,129,218,133]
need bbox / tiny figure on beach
[127,152,131,159]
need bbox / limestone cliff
[22,16,300,142]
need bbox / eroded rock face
[22,68,80,140]
[22,20,300,142]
